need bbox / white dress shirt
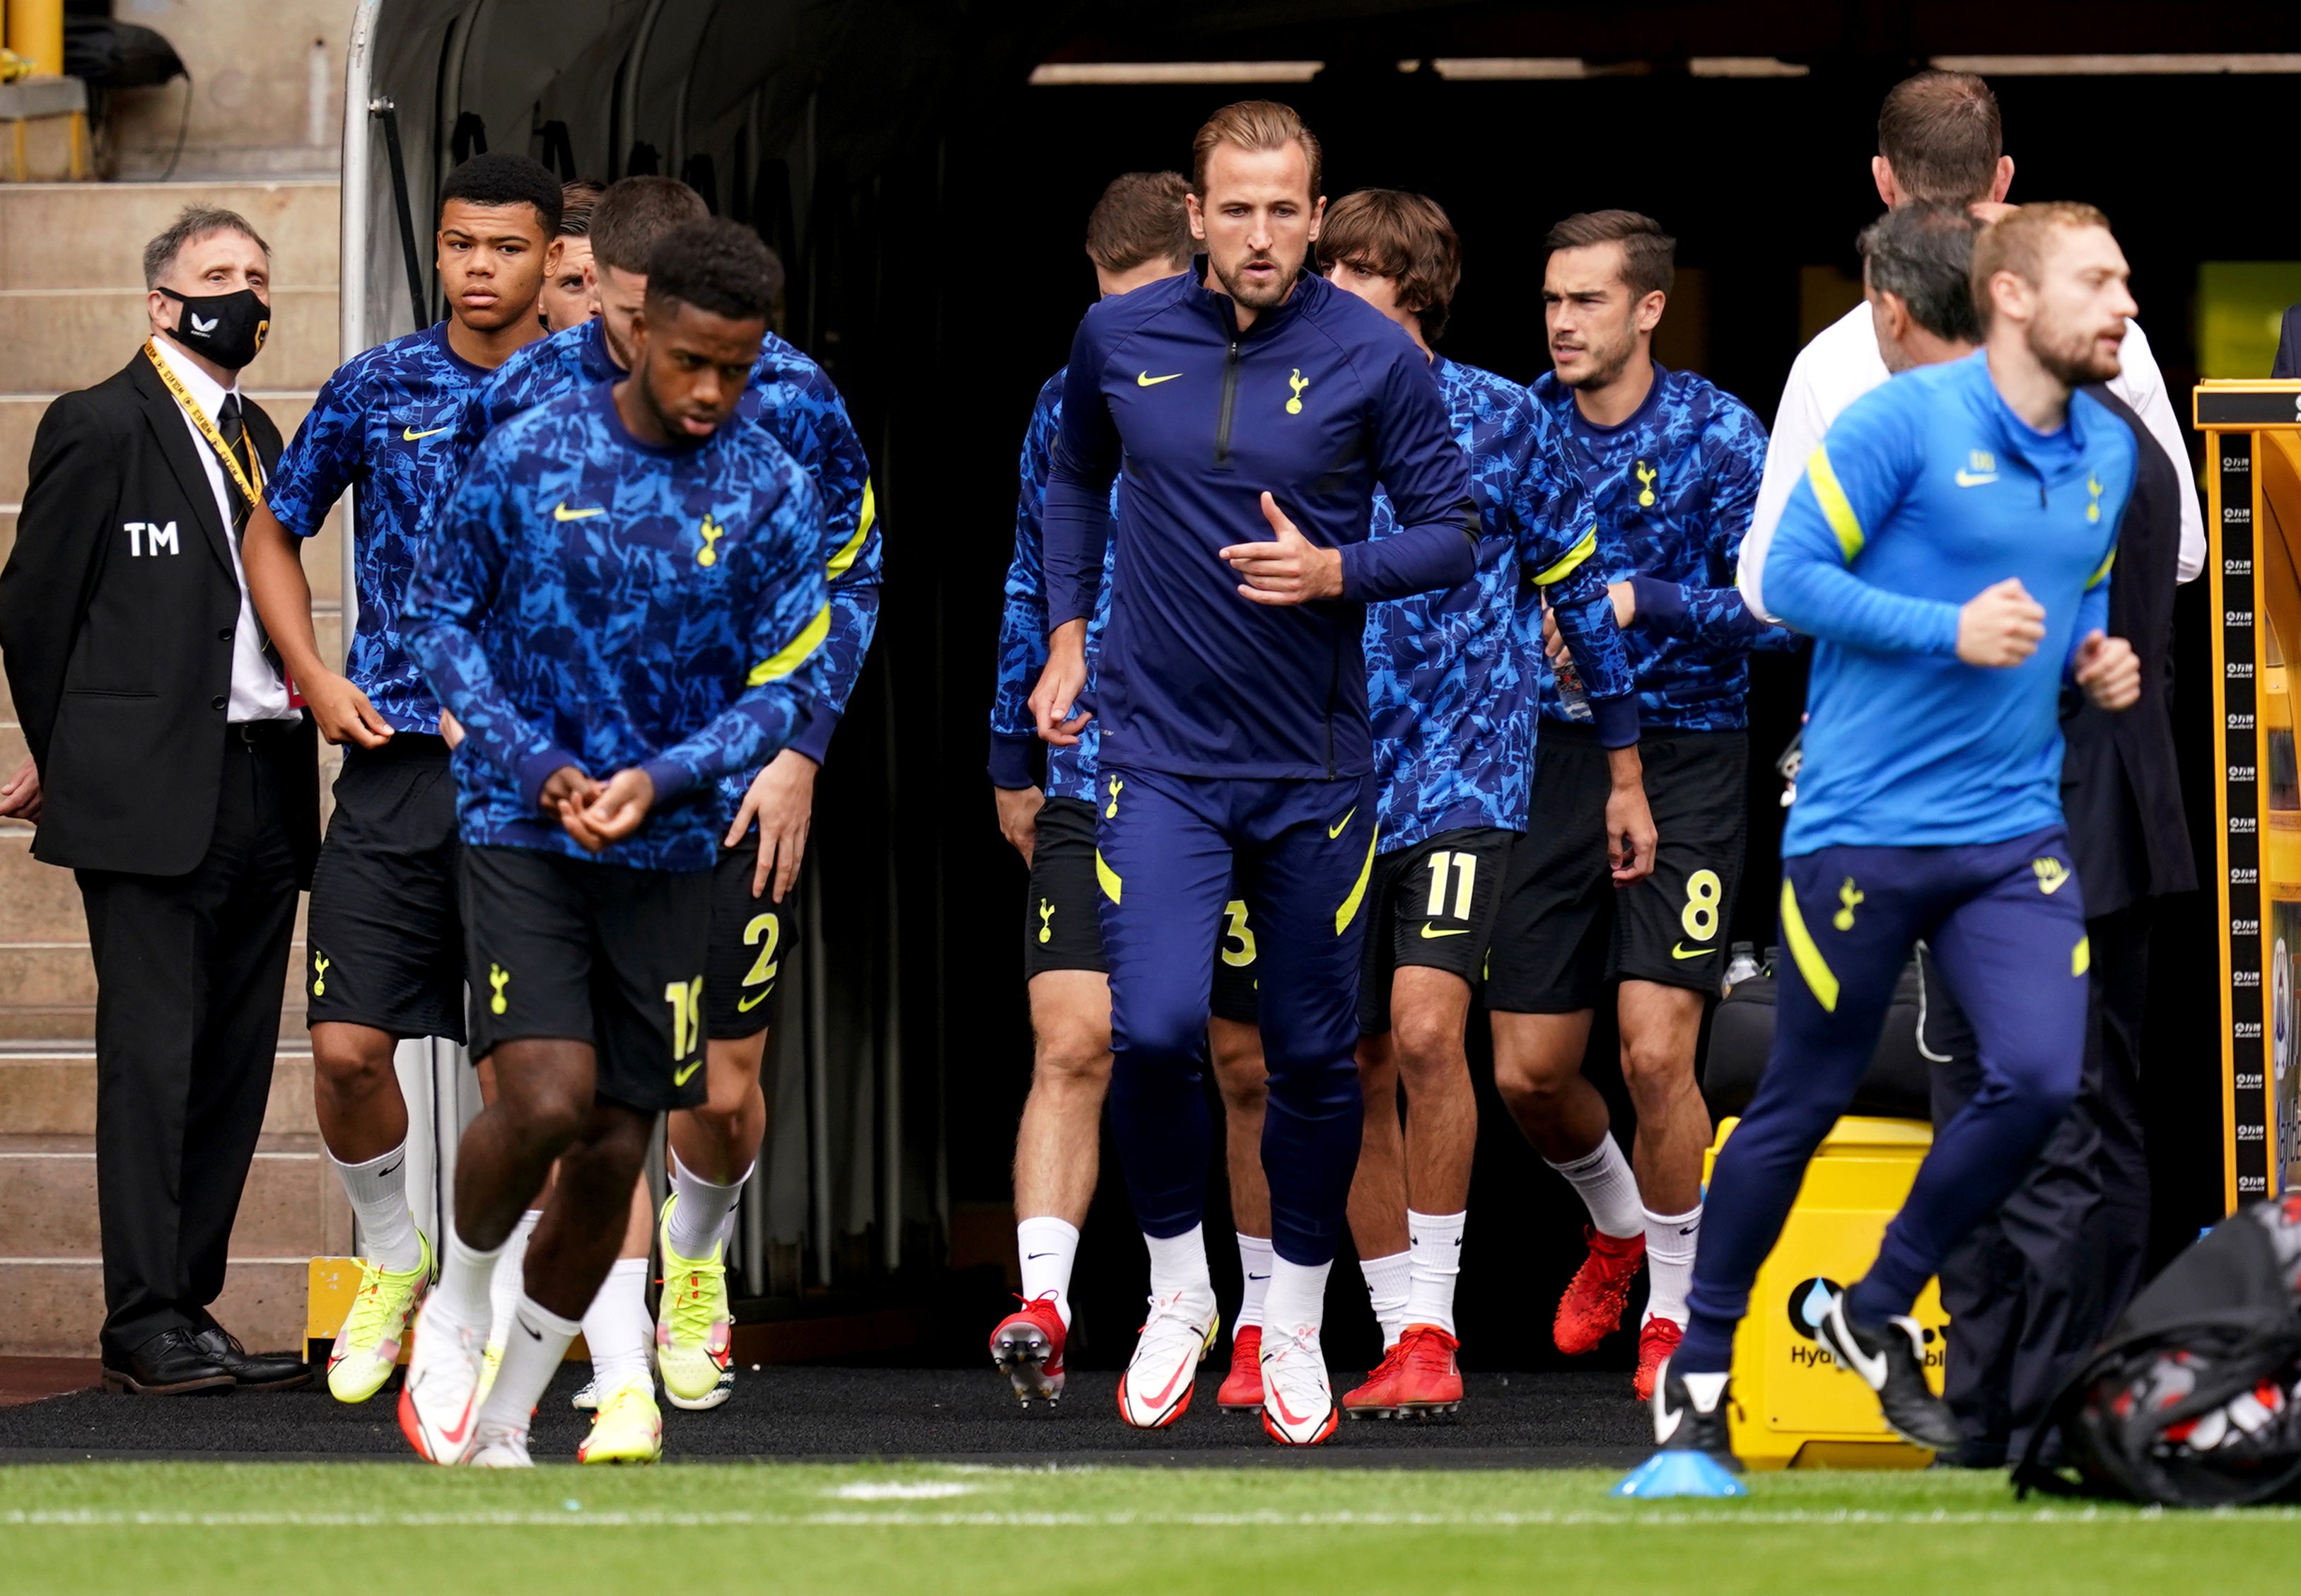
[149,333,296,724]
[1737,302,2206,622]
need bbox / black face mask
[160,285,270,370]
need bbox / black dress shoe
[103,1328,235,1395]
[192,1324,313,1390]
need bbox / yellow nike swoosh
[1952,470,1998,487]
[554,502,606,521]
[1420,924,1469,940]
[1327,806,1356,840]
[1136,371,1182,387]
[402,425,450,441]
[1671,943,1716,960]
[672,1058,702,1086]
[736,989,771,1013]
[2038,875,2068,895]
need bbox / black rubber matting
[0,1365,1650,1467]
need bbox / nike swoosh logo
[1952,470,1998,487]
[375,1159,404,1179]
[1655,1401,1684,1443]
[1328,807,1356,839]
[1026,1252,1058,1259]
[1671,943,1715,960]
[1247,1274,1269,1281]
[1827,1300,1889,1387]
[673,1059,702,1087]
[2037,875,2068,895]
[1420,924,1469,939]
[736,990,771,1012]
[441,1394,474,1446]
[1269,1384,1314,1426]
[402,425,450,441]
[518,1318,543,1343]
[1136,371,1182,387]
[1146,1356,1195,1406]
[554,502,606,520]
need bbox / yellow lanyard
[145,339,263,515]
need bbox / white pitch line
[0,1507,2291,1528]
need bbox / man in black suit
[2273,304,2301,378]
[0,206,320,1394]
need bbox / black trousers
[1928,902,2154,1466]
[75,725,303,1362]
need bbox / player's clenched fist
[1220,492,1344,605]
[1955,577,2047,667]
[2071,630,2141,711]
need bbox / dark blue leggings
[1095,767,1375,1267]
[1676,827,2090,1374]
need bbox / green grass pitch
[4,1460,2298,1594]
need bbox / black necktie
[217,392,250,530]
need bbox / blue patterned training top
[1365,358,1636,852]
[987,368,1116,805]
[435,318,884,802]
[404,384,827,872]
[264,322,494,733]
[1528,363,1799,733]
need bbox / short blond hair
[1189,100,1322,201]
[1971,202,2113,326]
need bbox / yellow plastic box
[1705,1114,1947,1469]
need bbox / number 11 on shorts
[663,976,704,1061]
[1424,851,1476,921]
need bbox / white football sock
[716,1163,755,1254]
[1643,1203,1701,1327]
[489,1210,542,1349]
[1405,1209,1466,1337]
[472,1293,580,1446]
[1143,1224,1213,1306]
[1359,1250,1411,1349]
[331,1141,424,1273]
[436,1223,503,1329]
[1262,1255,1332,1340]
[1235,1233,1276,1331]
[583,1256,654,1395]
[1547,1136,1643,1240]
[666,1153,746,1260]
[1017,1215,1080,1328]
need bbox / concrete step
[0,182,339,293]
[0,1259,308,1358]
[0,1047,318,1138]
[0,286,339,396]
[0,1142,330,1255]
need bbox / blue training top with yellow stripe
[404,383,827,873]
[987,367,1117,805]
[1765,349,2132,856]
[1365,356,1636,852]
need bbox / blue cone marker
[1612,1452,1749,1498]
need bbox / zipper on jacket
[1324,637,1341,779]
[1215,337,1240,465]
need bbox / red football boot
[989,1293,1067,1406]
[1554,1225,1647,1356]
[1633,1315,1683,1404]
[1390,1324,1464,1417]
[1342,1336,1410,1420]
[1217,1324,1264,1411]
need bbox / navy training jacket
[1044,262,1477,781]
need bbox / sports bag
[2018,1194,2301,1505]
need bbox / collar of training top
[1186,252,1317,338]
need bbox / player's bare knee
[1492,1046,1573,1110]
[311,1027,399,1101]
[1391,1010,1466,1088]
[1031,1018,1111,1089]
[1618,1031,1697,1104]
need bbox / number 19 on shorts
[663,976,704,1062]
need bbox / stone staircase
[0,179,348,1356]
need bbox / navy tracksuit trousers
[1093,767,1376,1267]
[1677,825,2091,1375]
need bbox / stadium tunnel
[342,0,2301,1370]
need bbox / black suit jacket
[0,348,318,881]
[2058,385,2196,917]
[2274,305,2301,378]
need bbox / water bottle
[1723,940,1760,994]
[1553,650,1593,723]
